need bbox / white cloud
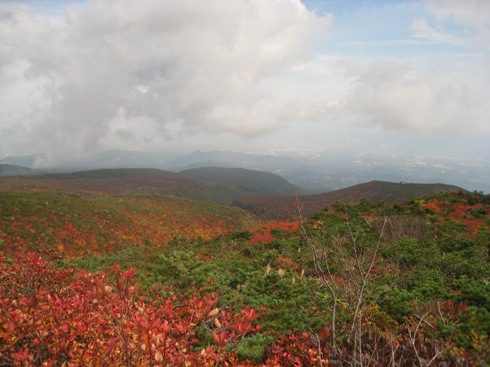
[425,0,490,51]
[409,18,463,45]
[339,58,490,135]
[314,1,490,137]
[1,0,488,168]
[0,0,331,166]
[426,0,490,27]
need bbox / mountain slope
[179,167,306,197]
[41,168,182,179]
[0,191,259,257]
[0,168,217,202]
[0,164,36,176]
[1,167,308,205]
[234,180,465,220]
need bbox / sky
[0,0,489,168]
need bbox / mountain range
[1,149,487,193]
[0,166,464,220]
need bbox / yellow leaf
[155,350,163,362]
[214,318,222,329]
[208,307,219,318]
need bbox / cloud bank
[0,0,330,165]
[1,0,489,167]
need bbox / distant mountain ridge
[0,167,305,205]
[233,180,465,220]
[1,167,466,221]
[2,149,489,193]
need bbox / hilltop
[234,180,465,220]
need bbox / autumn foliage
[0,188,489,366]
[0,192,259,257]
[248,221,299,245]
[0,251,266,366]
[421,197,488,237]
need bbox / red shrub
[0,251,264,366]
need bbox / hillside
[179,167,307,202]
[0,191,259,257]
[0,164,42,176]
[41,168,181,179]
[234,180,465,220]
[0,168,218,203]
[0,167,308,205]
[1,190,488,365]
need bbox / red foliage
[268,221,299,232]
[249,232,274,245]
[423,200,443,214]
[248,221,299,245]
[263,331,329,366]
[0,194,259,257]
[417,197,490,238]
[0,251,265,366]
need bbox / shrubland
[0,190,489,365]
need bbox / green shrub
[237,333,274,363]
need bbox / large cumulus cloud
[0,0,330,166]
